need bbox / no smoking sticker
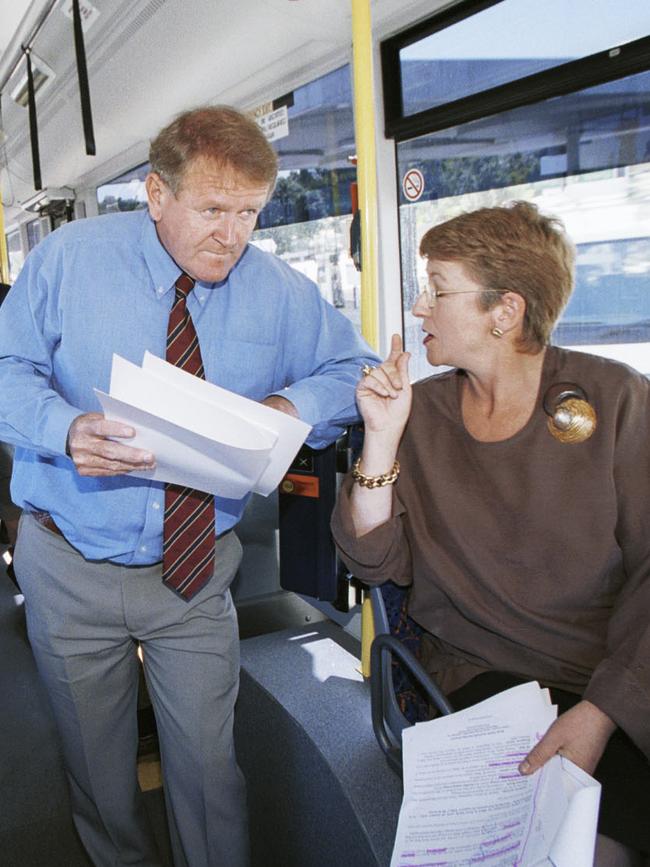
[402,168,424,202]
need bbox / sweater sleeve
[583,372,650,759]
[330,474,412,586]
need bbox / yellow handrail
[351,0,379,352]
[351,0,380,676]
[360,594,376,678]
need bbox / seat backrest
[369,584,453,773]
[369,585,409,752]
[369,583,431,724]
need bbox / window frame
[381,0,650,141]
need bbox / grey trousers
[14,514,249,867]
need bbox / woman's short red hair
[419,201,576,352]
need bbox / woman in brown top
[331,202,650,864]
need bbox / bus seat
[369,582,432,724]
[368,584,453,774]
[235,620,403,867]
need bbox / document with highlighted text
[391,681,601,867]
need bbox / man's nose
[212,214,237,246]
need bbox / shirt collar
[140,210,252,296]
[141,211,183,296]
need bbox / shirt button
[140,545,147,553]
[152,502,160,510]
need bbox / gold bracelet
[351,457,400,488]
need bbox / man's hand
[519,700,616,776]
[262,395,299,418]
[67,412,156,477]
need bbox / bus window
[6,229,23,284]
[396,68,650,379]
[25,219,42,252]
[96,66,360,330]
[396,0,648,120]
[556,237,650,353]
[97,164,149,214]
[252,65,360,330]
[384,0,650,379]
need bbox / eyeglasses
[418,287,505,308]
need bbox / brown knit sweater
[332,346,650,758]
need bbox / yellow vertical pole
[351,0,380,677]
[360,593,376,679]
[351,0,379,351]
[0,190,9,284]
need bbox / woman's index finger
[387,332,403,361]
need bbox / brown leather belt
[31,511,64,537]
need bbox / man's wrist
[262,394,299,418]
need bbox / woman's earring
[491,327,503,338]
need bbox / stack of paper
[94,352,312,499]
[391,682,601,867]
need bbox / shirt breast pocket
[214,338,282,399]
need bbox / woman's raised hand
[357,333,412,439]
[349,334,411,537]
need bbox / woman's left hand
[519,700,616,776]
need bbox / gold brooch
[543,383,597,444]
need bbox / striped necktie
[162,273,215,599]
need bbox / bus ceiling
[0,0,443,227]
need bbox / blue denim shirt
[0,210,378,563]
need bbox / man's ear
[491,291,525,336]
[145,172,166,221]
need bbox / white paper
[546,759,601,867]
[391,682,601,867]
[94,353,312,498]
[141,352,311,493]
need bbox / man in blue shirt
[0,105,377,867]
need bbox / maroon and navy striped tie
[162,273,215,599]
